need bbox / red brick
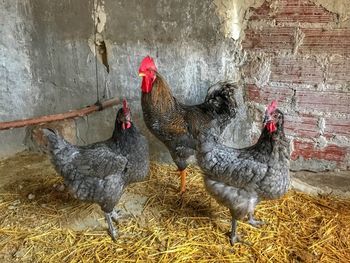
[246,84,294,105]
[300,28,350,55]
[291,140,347,162]
[324,117,350,137]
[246,84,261,101]
[250,0,336,24]
[327,57,350,83]
[270,57,324,84]
[242,27,295,52]
[284,114,319,138]
[296,89,350,114]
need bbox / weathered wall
[0,1,35,156]
[0,0,245,162]
[0,0,349,171]
[240,0,350,171]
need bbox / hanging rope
[0,0,125,131]
[93,0,100,104]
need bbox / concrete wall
[0,0,349,171]
[0,0,245,162]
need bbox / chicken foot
[248,213,265,227]
[229,217,252,246]
[105,212,118,241]
[111,208,123,222]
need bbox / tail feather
[204,81,237,117]
[43,128,60,149]
[43,128,75,157]
[204,81,238,130]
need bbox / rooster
[196,101,290,245]
[138,56,237,193]
[43,99,149,240]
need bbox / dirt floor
[0,151,350,262]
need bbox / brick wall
[241,0,350,171]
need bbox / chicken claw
[248,213,265,228]
[229,219,252,246]
[230,234,241,245]
[111,209,123,222]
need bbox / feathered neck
[142,72,176,113]
[112,122,138,141]
[255,125,286,152]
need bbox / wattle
[266,122,277,133]
[141,75,155,93]
[122,122,131,130]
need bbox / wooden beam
[0,98,121,131]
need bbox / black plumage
[43,100,149,240]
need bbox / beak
[139,72,146,77]
[263,113,272,125]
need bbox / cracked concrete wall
[0,0,246,162]
[1,0,349,171]
[0,0,36,157]
[214,0,265,40]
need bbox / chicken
[43,99,149,240]
[196,100,290,245]
[138,56,237,193]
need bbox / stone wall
[240,0,350,170]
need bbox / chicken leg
[105,212,118,241]
[179,169,187,193]
[230,219,240,245]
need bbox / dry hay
[0,152,350,262]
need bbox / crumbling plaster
[0,0,349,172]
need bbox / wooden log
[0,98,121,131]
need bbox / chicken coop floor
[0,152,350,262]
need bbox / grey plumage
[197,106,290,245]
[43,104,149,240]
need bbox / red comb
[139,56,157,72]
[267,100,277,114]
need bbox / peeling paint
[317,135,328,148]
[214,0,264,40]
[293,27,305,55]
[92,0,106,34]
[318,117,326,135]
[312,0,350,25]
[88,1,109,73]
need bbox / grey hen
[43,99,149,240]
[197,100,290,245]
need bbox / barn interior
[0,0,350,261]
